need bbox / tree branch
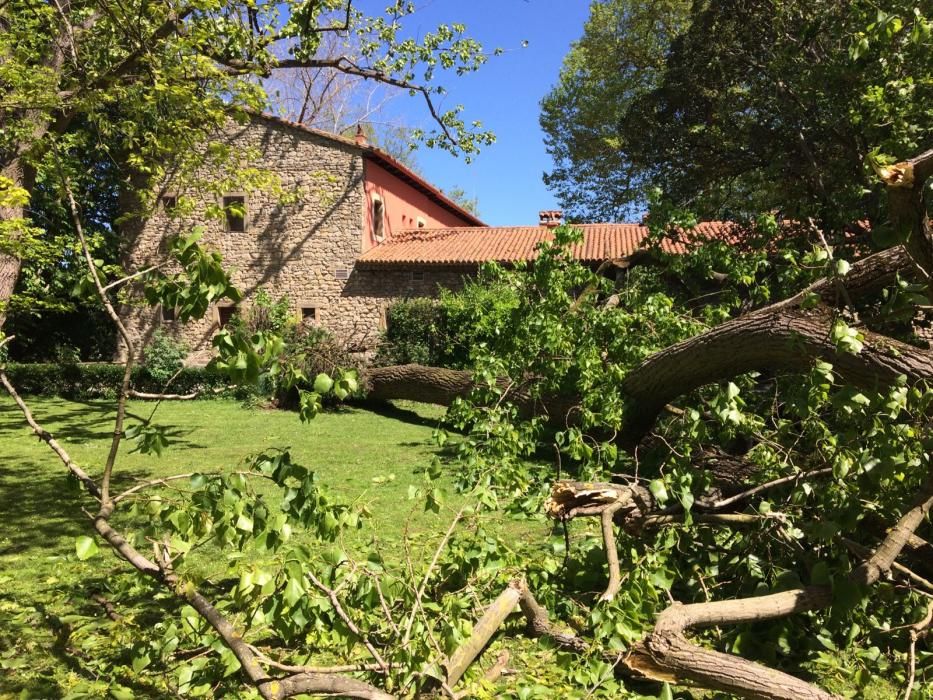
[305,570,389,674]
[62,173,135,505]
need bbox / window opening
[372,196,385,241]
[223,195,246,232]
[218,305,238,328]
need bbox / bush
[372,298,446,367]
[2,362,233,400]
[143,330,189,383]
[373,269,520,369]
[275,325,366,408]
[230,289,293,337]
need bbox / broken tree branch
[902,599,933,700]
[441,583,521,689]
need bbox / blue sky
[358,1,592,226]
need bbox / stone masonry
[121,116,471,364]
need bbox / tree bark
[642,589,838,700]
[879,150,933,285]
[366,364,476,405]
[0,161,32,329]
[442,583,522,689]
[365,363,577,422]
[620,304,933,447]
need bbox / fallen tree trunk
[364,363,579,423]
[365,364,476,405]
[620,303,933,447]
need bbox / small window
[161,305,176,323]
[372,196,385,241]
[301,307,317,324]
[223,195,246,232]
[162,196,177,213]
[416,216,426,229]
[335,268,350,281]
[410,270,425,283]
[217,305,238,328]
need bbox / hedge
[2,363,235,401]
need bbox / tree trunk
[0,161,29,330]
[620,304,933,447]
[365,363,578,422]
[365,364,476,405]
[880,150,933,284]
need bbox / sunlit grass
[0,396,537,696]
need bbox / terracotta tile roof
[357,222,744,267]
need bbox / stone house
[122,113,735,363]
[121,113,485,363]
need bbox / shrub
[230,289,294,337]
[372,297,446,367]
[438,266,520,366]
[142,330,189,384]
[275,325,365,408]
[1,363,233,400]
[373,269,520,369]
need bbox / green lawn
[0,397,540,698]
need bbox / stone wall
[120,118,474,365]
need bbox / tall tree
[542,0,932,230]
[540,0,691,222]
[0,0,495,327]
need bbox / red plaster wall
[362,158,476,251]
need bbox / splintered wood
[544,480,651,521]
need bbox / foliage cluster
[143,331,189,384]
[2,362,233,401]
[433,224,933,695]
[373,278,520,369]
[217,288,365,408]
[542,0,932,227]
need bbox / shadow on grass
[0,458,161,559]
[0,400,192,557]
[352,399,447,430]
[0,398,204,450]
[0,572,185,698]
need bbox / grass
[1,397,898,700]
[0,396,536,698]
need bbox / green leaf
[131,651,151,673]
[648,479,669,504]
[75,535,99,560]
[313,373,333,394]
[109,685,135,700]
[811,561,831,586]
[235,514,254,532]
[283,576,304,607]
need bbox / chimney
[539,210,563,228]
[355,124,368,147]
